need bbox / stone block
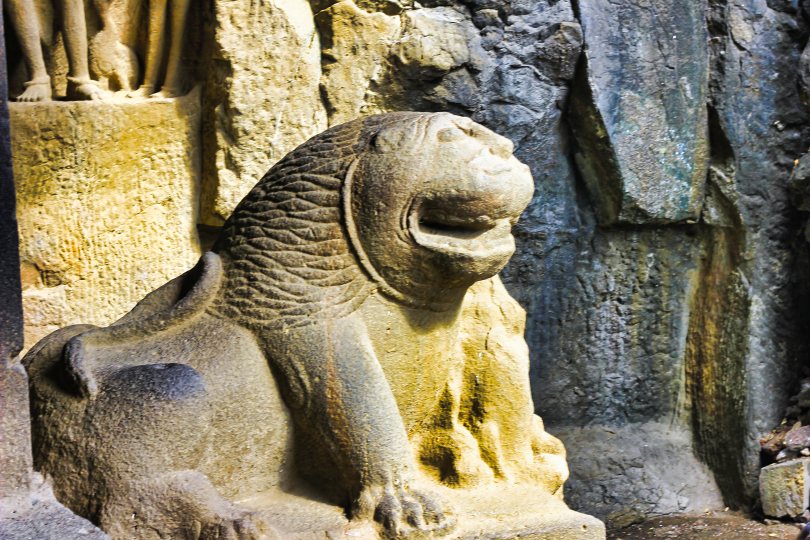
[10,90,202,350]
[570,0,709,225]
[204,0,326,224]
[760,458,810,518]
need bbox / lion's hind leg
[100,471,276,540]
[83,363,273,538]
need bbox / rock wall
[7,0,810,529]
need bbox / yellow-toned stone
[316,1,401,124]
[12,89,202,349]
[760,458,810,518]
[204,0,326,224]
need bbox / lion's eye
[437,128,464,142]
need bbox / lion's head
[212,112,533,328]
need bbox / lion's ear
[370,126,409,154]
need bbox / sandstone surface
[11,90,202,348]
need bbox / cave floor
[607,510,802,540]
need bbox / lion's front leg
[266,316,454,537]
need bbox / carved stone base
[241,484,605,539]
[10,89,202,350]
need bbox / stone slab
[240,484,605,539]
[203,0,325,224]
[760,458,810,518]
[10,89,202,350]
[570,0,709,225]
[554,422,724,526]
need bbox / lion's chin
[409,216,516,279]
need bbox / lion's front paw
[353,482,454,538]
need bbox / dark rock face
[571,0,709,225]
[696,0,810,506]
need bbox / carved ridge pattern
[212,113,432,329]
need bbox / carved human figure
[129,0,191,98]
[5,0,50,101]
[25,113,575,539]
[6,0,104,100]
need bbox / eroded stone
[760,458,810,518]
[570,0,709,225]
[203,0,326,224]
[11,90,202,349]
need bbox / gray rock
[570,0,709,225]
[785,426,810,453]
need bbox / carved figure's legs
[59,0,103,100]
[130,0,190,99]
[130,0,167,98]
[266,317,454,537]
[5,0,51,101]
[158,0,191,97]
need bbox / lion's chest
[359,295,465,431]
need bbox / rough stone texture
[760,458,810,518]
[0,475,107,540]
[201,0,326,224]
[24,113,603,539]
[606,511,803,540]
[556,423,724,528]
[0,19,109,538]
[570,0,709,225]
[11,90,202,348]
[695,0,810,507]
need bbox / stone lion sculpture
[24,112,604,539]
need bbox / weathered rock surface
[570,0,709,225]
[695,0,810,506]
[556,423,724,528]
[202,0,326,224]
[11,91,202,348]
[0,475,107,540]
[760,458,810,518]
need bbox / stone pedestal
[760,458,810,518]
[240,484,605,539]
[10,89,202,350]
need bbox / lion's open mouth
[409,204,516,260]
